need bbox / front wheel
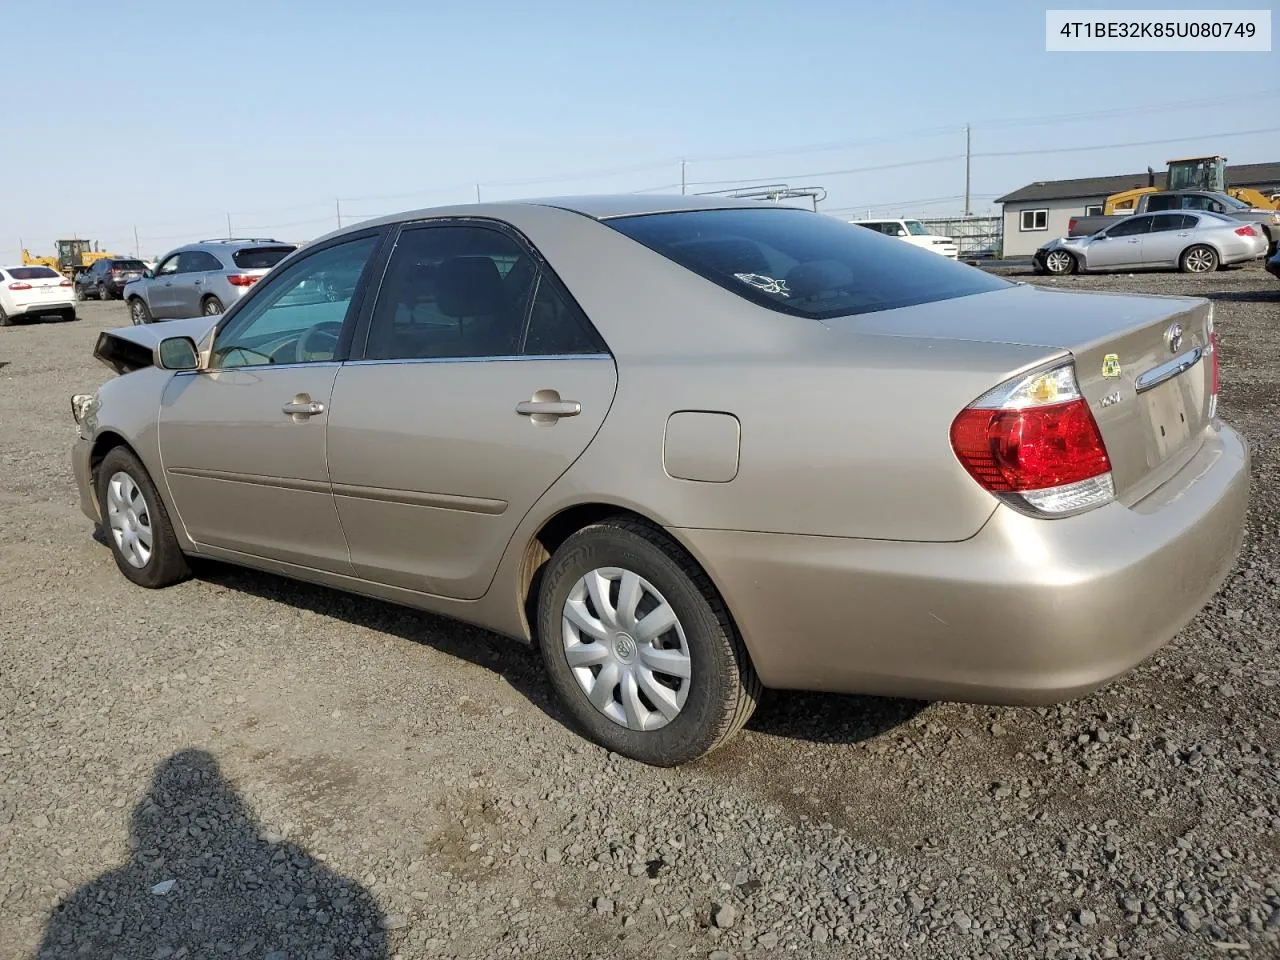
[1180,245,1218,274]
[1044,249,1077,275]
[536,519,760,766]
[129,298,152,325]
[96,447,190,588]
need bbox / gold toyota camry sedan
[70,195,1250,765]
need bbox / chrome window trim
[343,353,612,367]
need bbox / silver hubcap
[131,302,144,323]
[204,301,219,315]
[1187,249,1213,272]
[1046,251,1072,273]
[106,472,153,568]
[562,567,692,731]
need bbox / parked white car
[0,265,77,325]
[851,219,958,259]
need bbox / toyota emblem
[1165,322,1183,354]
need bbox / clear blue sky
[3,0,1275,261]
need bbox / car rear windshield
[605,207,1008,319]
[110,260,146,271]
[232,246,296,269]
[6,266,60,280]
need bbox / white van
[851,219,959,259]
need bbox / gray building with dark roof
[996,161,1280,256]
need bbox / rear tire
[61,309,77,322]
[0,305,11,327]
[129,298,152,325]
[1180,245,1218,274]
[202,295,224,316]
[536,518,760,766]
[96,447,190,589]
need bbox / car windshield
[232,246,296,269]
[6,266,60,280]
[606,207,1009,319]
[904,220,931,236]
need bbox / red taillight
[951,400,1112,492]
[1210,332,1220,394]
[951,362,1115,516]
[227,274,260,287]
[59,279,73,287]
[8,281,32,290]
[1234,225,1256,237]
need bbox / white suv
[851,219,958,259]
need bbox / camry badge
[1101,353,1122,378]
[1165,322,1183,354]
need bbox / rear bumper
[72,438,98,523]
[10,299,74,315]
[677,422,1249,704]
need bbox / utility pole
[226,213,232,239]
[335,199,343,229]
[134,226,141,258]
[964,124,972,217]
[475,183,482,203]
[680,160,687,195]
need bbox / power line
[974,126,1280,159]
[686,154,966,188]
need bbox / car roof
[299,193,810,251]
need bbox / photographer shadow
[37,748,388,960]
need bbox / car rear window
[6,266,61,280]
[605,207,1009,320]
[232,246,296,269]
[110,260,147,271]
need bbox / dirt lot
[2,265,1278,960]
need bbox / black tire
[129,297,152,325]
[95,446,190,589]
[202,295,224,316]
[0,305,10,327]
[1180,244,1218,274]
[536,518,760,766]
[61,309,78,322]
[1043,249,1077,275]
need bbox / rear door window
[605,207,1009,320]
[232,246,296,269]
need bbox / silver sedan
[1035,210,1268,275]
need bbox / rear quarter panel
[495,206,1057,544]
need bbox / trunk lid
[831,283,1216,503]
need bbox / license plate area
[1141,376,1195,467]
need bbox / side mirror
[156,336,199,371]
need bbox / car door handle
[282,395,325,420]
[193,278,203,285]
[516,400,581,417]
[1127,239,1141,243]
[516,390,581,424]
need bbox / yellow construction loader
[22,240,117,280]
[1104,155,1280,214]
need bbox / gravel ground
[1,264,1277,960]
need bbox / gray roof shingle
[997,161,1280,204]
